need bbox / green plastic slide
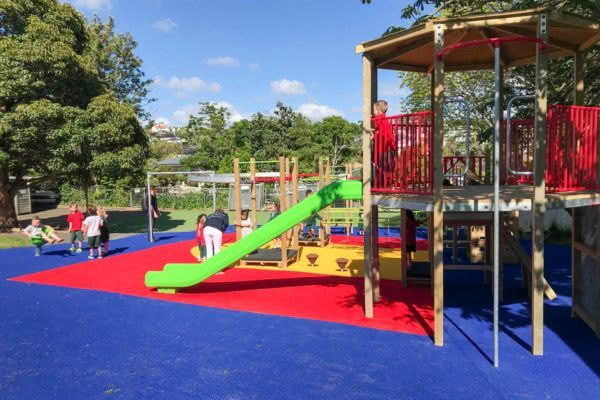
[144,180,363,292]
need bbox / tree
[88,15,155,120]
[300,116,362,169]
[0,0,149,230]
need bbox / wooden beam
[579,31,600,51]
[574,52,585,106]
[492,25,577,53]
[531,14,549,356]
[292,157,299,249]
[572,240,600,260]
[279,157,288,268]
[401,209,408,288]
[380,63,428,73]
[375,35,433,68]
[445,64,494,72]
[372,205,380,302]
[325,158,331,236]
[356,24,432,54]
[362,55,375,318]
[250,158,257,236]
[433,23,445,347]
[234,158,241,241]
[478,28,506,66]
[426,29,470,74]
[438,15,539,31]
[503,223,557,300]
[549,10,600,31]
[507,49,571,67]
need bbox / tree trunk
[0,182,18,232]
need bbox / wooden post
[362,55,376,318]
[234,158,241,241]
[571,208,579,318]
[325,158,331,236]
[401,208,408,288]
[574,52,585,106]
[250,158,257,233]
[432,23,445,347]
[318,157,325,246]
[292,157,299,249]
[279,156,288,267]
[531,14,549,356]
[429,213,434,293]
[372,204,380,302]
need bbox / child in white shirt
[83,206,104,259]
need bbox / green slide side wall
[144,180,363,290]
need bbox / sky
[65,0,424,126]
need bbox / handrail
[506,95,535,176]
[444,98,471,178]
[437,36,547,61]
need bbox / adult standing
[203,208,229,259]
[148,186,160,242]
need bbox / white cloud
[298,103,344,120]
[271,79,307,95]
[209,83,222,93]
[155,117,171,126]
[71,0,112,10]
[152,18,178,32]
[206,57,240,67]
[155,75,221,95]
[249,63,261,71]
[173,102,250,125]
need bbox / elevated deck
[374,185,600,212]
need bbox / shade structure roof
[356,8,600,72]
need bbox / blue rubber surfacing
[1,233,599,399]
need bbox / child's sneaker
[76,248,82,253]
[88,255,95,260]
[69,246,75,252]
[98,255,103,259]
[34,247,41,257]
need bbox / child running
[67,203,85,253]
[196,214,207,262]
[83,206,104,260]
[236,209,253,238]
[22,216,63,256]
[97,207,110,257]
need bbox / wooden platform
[240,249,299,268]
[374,185,600,211]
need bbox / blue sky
[66,0,421,126]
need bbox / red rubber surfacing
[10,240,433,336]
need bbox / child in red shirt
[67,203,85,253]
[372,100,396,187]
[196,214,207,262]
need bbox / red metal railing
[372,105,599,195]
[372,111,433,194]
[443,156,487,186]
[502,105,600,192]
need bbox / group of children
[23,204,110,259]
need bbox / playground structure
[142,8,600,368]
[357,8,600,365]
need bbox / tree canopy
[0,0,149,230]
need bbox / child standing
[67,203,85,253]
[97,207,110,257]
[196,214,207,262]
[406,210,426,268]
[268,202,281,248]
[23,216,63,256]
[83,206,103,260]
[372,100,396,187]
[236,209,253,238]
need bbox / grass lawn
[0,234,30,249]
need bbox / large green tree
[0,0,148,230]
